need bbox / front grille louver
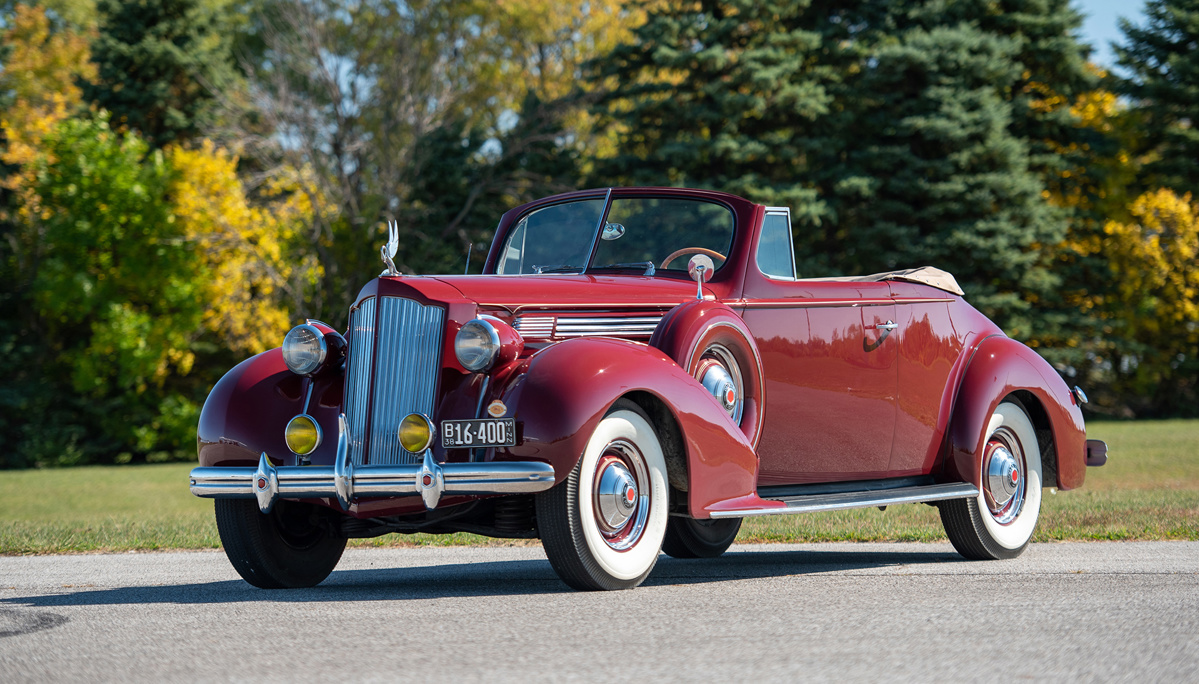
[514,314,662,340]
[343,296,444,466]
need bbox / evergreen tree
[84,0,237,147]
[592,0,1092,334]
[590,0,860,275]
[1115,0,1199,197]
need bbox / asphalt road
[1,541,1196,682]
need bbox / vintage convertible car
[190,187,1108,590]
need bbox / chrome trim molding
[190,416,556,512]
[708,483,980,519]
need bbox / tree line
[1,0,1196,468]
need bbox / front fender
[945,336,1087,490]
[197,349,344,467]
[497,337,759,516]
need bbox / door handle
[863,320,897,352]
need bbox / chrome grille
[343,297,377,466]
[369,297,444,465]
[343,296,445,466]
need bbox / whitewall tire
[536,399,669,590]
[940,400,1043,560]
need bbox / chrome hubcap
[983,428,1025,524]
[596,461,638,531]
[592,440,650,551]
[696,344,744,425]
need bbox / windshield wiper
[593,261,656,276]
[532,264,585,274]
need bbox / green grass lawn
[1,420,1196,554]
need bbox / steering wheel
[660,247,727,270]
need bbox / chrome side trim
[369,297,444,465]
[708,483,980,519]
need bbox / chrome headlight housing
[455,319,501,371]
[282,324,328,375]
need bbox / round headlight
[285,414,322,455]
[399,413,435,453]
[455,319,501,371]
[282,324,327,375]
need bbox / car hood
[429,274,705,313]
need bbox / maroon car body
[191,187,1106,591]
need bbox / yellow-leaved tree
[168,141,323,355]
[1104,188,1199,412]
[0,3,96,228]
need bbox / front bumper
[190,415,557,513]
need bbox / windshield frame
[492,189,739,278]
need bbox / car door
[738,209,898,485]
[885,281,965,476]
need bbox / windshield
[495,196,735,275]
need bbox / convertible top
[801,266,965,296]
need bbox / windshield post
[580,187,613,275]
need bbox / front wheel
[215,498,347,588]
[939,400,1043,560]
[536,399,670,590]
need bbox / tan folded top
[801,266,965,296]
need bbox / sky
[1076,0,1148,69]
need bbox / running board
[709,483,980,519]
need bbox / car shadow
[1,547,965,608]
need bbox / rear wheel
[536,399,669,590]
[215,498,347,588]
[939,400,1043,560]
[661,517,741,559]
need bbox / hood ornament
[380,220,400,276]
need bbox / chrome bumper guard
[190,415,557,513]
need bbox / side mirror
[688,254,714,300]
[601,222,626,240]
[688,254,714,283]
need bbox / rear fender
[497,337,759,516]
[945,336,1087,490]
[197,350,344,467]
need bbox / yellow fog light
[285,414,322,455]
[399,413,435,453]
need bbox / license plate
[441,418,516,448]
